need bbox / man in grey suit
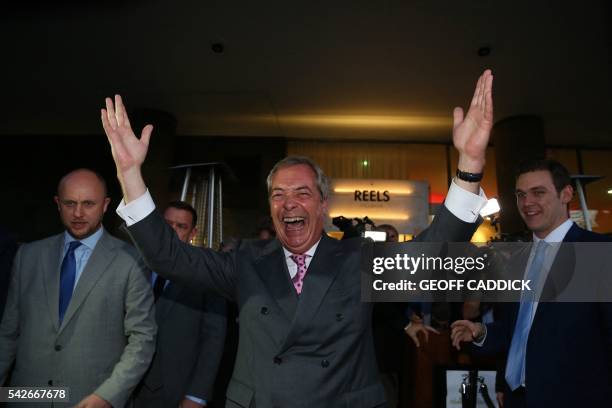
[133,201,227,408]
[0,169,156,408]
[102,70,494,407]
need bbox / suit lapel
[59,231,114,333]
[43,234,64,332]
[541,243,575,301]
[280,234,343,354]
[254,240,298,322]
[540,223,585,301]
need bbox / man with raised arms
[102,71,493,407]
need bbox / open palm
[453,70,494,168]
[101,95,153,174]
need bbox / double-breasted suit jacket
[126,206,477,408]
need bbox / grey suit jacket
[127,206,477,408]
[134,280,227,407]
[0,230,157,408]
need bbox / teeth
[283,216,305,223]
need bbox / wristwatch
[456,169,484,182]
[474,323,487,343]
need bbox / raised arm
[101,95,152,202]
[452,69,494,194]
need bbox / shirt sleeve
[443,179,488,223]
[473,324,488,347]
[116,189,156,226]
[185,395,207,405]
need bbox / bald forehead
[58,170,107,197]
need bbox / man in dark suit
[134,201,227,408]
[102,70,494,407]
[451,159,612,407]
[0,169,156,408]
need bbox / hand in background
[450,319,484,350]
[74,394,111,408]
[404,321,440,348]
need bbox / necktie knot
[290,254,308,294]
[290,254,306,267]
[68,241,83,252]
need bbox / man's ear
[54,196,60,211]
[560,184,574,205]
[189,227,198,243]
[103,197,111,213]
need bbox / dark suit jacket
[478,224,612,407]
[126,206,478,408]
[134,280,227,407]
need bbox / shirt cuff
[472,324,488,347]
[443,179,488,223]
[115,189,156,226]
[185,395,207,405]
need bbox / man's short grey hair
[266,156,331,201]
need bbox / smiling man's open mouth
[283,216,305,230]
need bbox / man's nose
[283,196,298,210]
[74,204,84,217]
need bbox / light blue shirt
[60,227,104,289]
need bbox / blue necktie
[505,240,549,390]
[59,241,82,324]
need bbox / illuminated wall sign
[325,178,429,235]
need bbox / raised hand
[101,95,152,201]
[453,70,494,174]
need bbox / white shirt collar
[282,238,321,259]
[532,218,573,243]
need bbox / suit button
[48,380,53,386]
[54,345,62,351]
[321,359,330,368]
[336,313,344,321]
[273,356,282,365]
[260,306,269,315]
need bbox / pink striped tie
[290,254,308,294]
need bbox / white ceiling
[1,0,611,146]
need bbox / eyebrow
[271,185,312,192]
[515,185,547,193]
[61,199,97,203]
